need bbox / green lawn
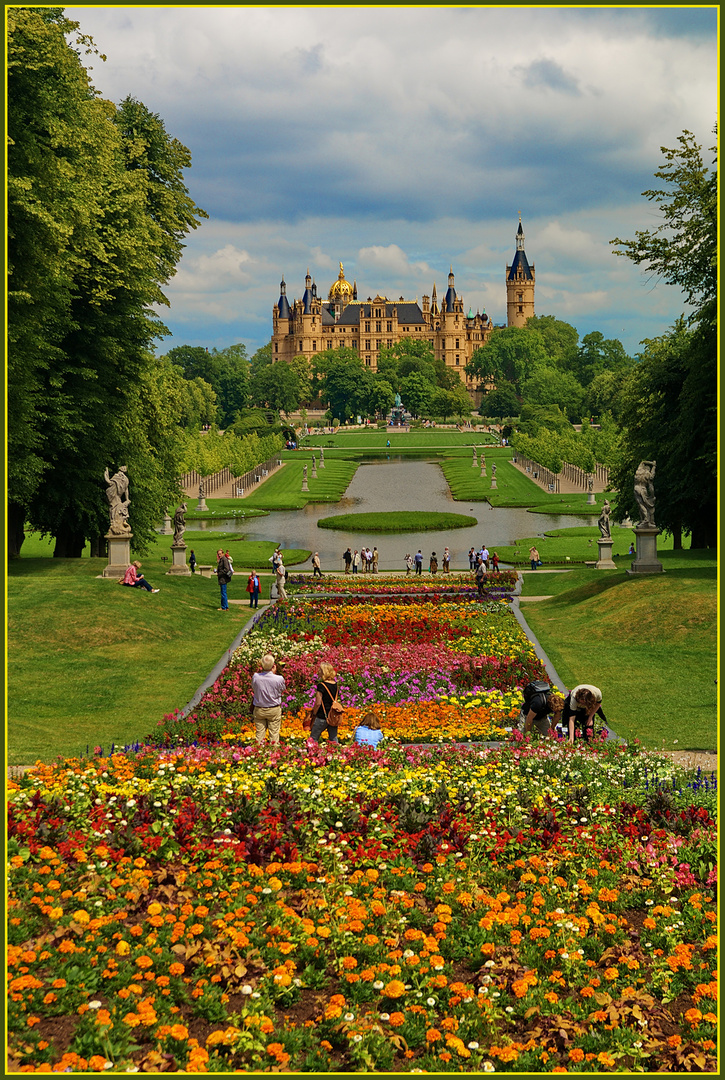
[300,430,499,450]
[242,456,358,510]
[497,524,690,566]
[520,550,717,752]
[317,511,478,532]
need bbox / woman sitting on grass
[121,561,159,593]
[354,711,384,748]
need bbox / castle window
[365,340,371,351]
[376,340,381,350]
[352,340,358,350]
[365,322,370,332]
[455,339,460,349]
[376,321,381,333]
[299,341,303,351]
[456,356,460,365]
[387,340,392,348]
[365,357,371,366]
[327,341,333,350]
[274,343,278,353]
[518,305,523,313]
[518,293,523,301]
[312,341,317,351]
[387,321,392,332]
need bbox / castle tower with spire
[506,215,535,327]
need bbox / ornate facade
[271,220,534,390]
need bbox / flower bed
[7,743,717,1073]
[288,571,519,596]
[7,594,718,1072]
[156,596,543,747]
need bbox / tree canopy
[8,8,207,557]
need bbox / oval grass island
[317,510,478,532]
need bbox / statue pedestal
[301,479,309,492]
[490,478,497,489]
[159,512,173,535]
[627,525,664,575]
[195,498,208,512]
[167,542,191,576]
[102,532,133,578]
[587,493,597,505]
[595,538,617,569]
[319,454,325,469]
[480,466,486,477]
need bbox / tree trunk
[53,525,86,558]
[89,534,107,559]
[672,524,683,550]
[7,502,26,558]
[689,520,716,549]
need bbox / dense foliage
[7,9,206,558]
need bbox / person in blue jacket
[354,711,384,748]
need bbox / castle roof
[276,278,291,319]
[507,249,534,280]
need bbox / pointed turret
[444,268,456,313]
[431,283,439,316]
[276,277,291,320]
[506,215,535,326]
[302,269,313,314]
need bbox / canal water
[185,457,586,571]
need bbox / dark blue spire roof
[277,278,291,319]
[507,249,533,281]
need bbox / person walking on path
[475,559,487,597]
[215,549,233,610]
[275,558,288,601]
[352,549,361,574]
[372,547,379,573]
[189,549,196,574]
[312,552,323,578]
[246,570,261,608]
[121,561,159,593]
[468,547,476,571]
[404,553,414,575]
[414,550,423,576]
[529,545,540,571]
[343,547,353,574]
[491,551,500,573]
[308,662,342,744]
[251,654,286,745]
[429,552,438,574]
[442,547,450,573]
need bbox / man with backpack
[519,680,565,737]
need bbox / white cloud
[357,244,431,278]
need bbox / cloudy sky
[64,5,717,358]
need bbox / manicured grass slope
[243,456,358,510]
[521,555,717,751]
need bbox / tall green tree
[314,348,374,422]
[609,128,716,547]
[466,326,549,393]
[521,365,585,421]
[7,9,206,557]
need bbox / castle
[271,219,534,391]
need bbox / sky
[63,4,718,359]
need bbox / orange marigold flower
[604,967,619,981]
[668,1035,682,1049]
[384,979,406,998]
[598,1051,616,1067]
[426,1028,443,1043]
[389,1012,405,1027]
[568,1048,585,1063]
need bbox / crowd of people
[342,547,379,573]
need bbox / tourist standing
[529,546,540,571]
[343,547,353,574]
[189,549,196,574]
[491,551,500,573]
[309,662,341,745]
[475,559,486,597]
[414,550,423,575]
[251,654,286,745]
[275,558,288,601]
[312,552,323,578]
[372,547,379,573]
[215,549,232,610]
[352,550,361,574]
[404,553,414,575]
[429,552,438,574]
[442,547,450,573]
[468,547,476,570]
[480,545,490,570]
[246,570,260,609]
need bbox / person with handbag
[307,662,343,744]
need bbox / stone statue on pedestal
[173,503,187,545]
[104,466,131,534]
[491,463,497,478]
[634,460,657,526]
[598,499,611,540]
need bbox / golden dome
[329,262,353,300]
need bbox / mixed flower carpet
[7,579,718,1072]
